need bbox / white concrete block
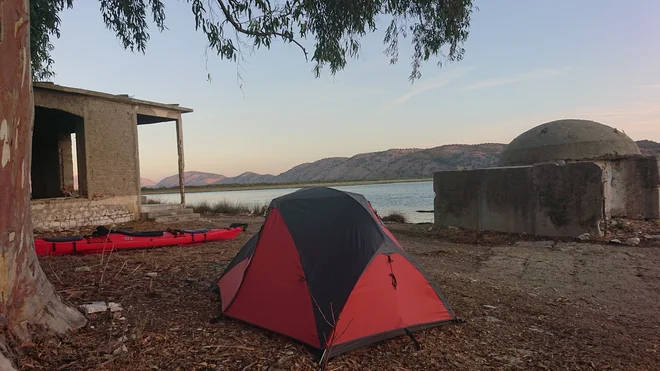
[80,301,107,314]
[108,302,123,312]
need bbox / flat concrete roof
[33,82,194,122]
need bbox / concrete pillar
[175,115,185,206]
[58,133,75,195]
[75,122,88,197]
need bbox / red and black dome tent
[217,187,455,360]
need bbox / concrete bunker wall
[433,162,606,237]
[603,156,660,220]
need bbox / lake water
[148,181,435,224]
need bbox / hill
[140,178,157,188]
[638,140,660,157]
[148,143,505,188]
[155,171,227,188]
[216,171,277,184]
[148,140,659,188]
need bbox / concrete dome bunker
[498,119,641,167]
[432,118,660,238]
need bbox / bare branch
[215,0,308,61]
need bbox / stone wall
[31,196,138,232]
[434,162,605,237]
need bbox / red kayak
[34,223,248,257]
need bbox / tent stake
[404,328,422,350]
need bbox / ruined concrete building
[30,82,192,231]
[434,119,660,237]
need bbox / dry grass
[143,197,166,205]
[190,200,267,216]
[18,215,660,370]
[143,196,267,217]
[381,212,408,223]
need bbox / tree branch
[215,0,308,61]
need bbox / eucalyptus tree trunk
[0,0,87,368]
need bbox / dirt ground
[18,215,660,370]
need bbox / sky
[49,0,660,182]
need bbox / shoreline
[141,178,432,195]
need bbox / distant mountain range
[142,140,660,188]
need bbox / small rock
[624,237,640,246]
[108,302,123,312]
[118,335,129,342]
[643,234,660,240]
[80,301,108,314]
[112,344,128,355]
[119,317,126,321]
[145,272,158,278]
[609,239,622,245]
[485,316,502,323]
[577,233,590,241]
[427,226,433,232]
[75,266,92,272]
[514,241,554,249]
[528,326,551,335]
[483,305,497,310]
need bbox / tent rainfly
[217,187,456,361]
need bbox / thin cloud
[344,88,387,100]
[572,99,660,119]
[463,67,568,91]
[565,99,660,140]
[391,66,476,106]
[315,86,387,104]
[644,84,660,89]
